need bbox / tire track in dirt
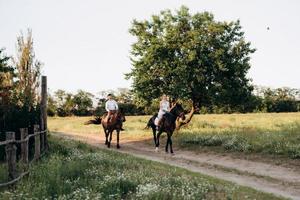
[52,132,300,200]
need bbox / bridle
[117,111,126,122]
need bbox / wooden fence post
[5,132,17,180]
[40,76,48,150]
[40,120,45,152]
[34,125,41,160]
[20,128,29,165]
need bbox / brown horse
[101,110,126,148]
[146,103,186,154]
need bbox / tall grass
[0,136,282,200]
[178,113,300,158]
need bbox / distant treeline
[47,86,300,117]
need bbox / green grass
[49,113,300,159]
[0,136,284,200]
[0,164,8,183]
[177,113,300,159]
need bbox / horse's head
[170,103,186,121]
[117,108,126,122]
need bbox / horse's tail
[143,118,152,129]
[144,113,158,129]
[84,116,102,125]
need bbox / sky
[0,0,299,94]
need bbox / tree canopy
[127,6,256,112]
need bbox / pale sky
[1,0,299,94]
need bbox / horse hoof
[155,147,159,152]
[117,145,120,149]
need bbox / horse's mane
[163,109,178,123]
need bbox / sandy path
[52,132,300,200]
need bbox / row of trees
[253,86,300,113]
[47,88,143,117]
[47,86,300,117]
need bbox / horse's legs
[156,131,163,148]
[169,133,174,154]
[165,134,170,153]
[104,129,109,145]
[117,130,120,149]
[152,127,157,147]
[108,130,113,148]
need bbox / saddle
[104,111,117,124]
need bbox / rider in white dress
[155,94,170,129]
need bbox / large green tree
[127,6,255,112]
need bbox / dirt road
[52,131,300,200]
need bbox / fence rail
[0,125,48,188]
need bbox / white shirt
[105,99,118,111]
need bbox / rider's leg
[156,111,164,130]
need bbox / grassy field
[0,136,284,200]
[49,113,300,159]
[178,113,300,159]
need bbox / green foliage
[127,6,255,112]
[51,89,94,117]
[47,94,57,116]
[262,87,299,112]
[0,48,15,133]
[0,30,42,161]
[54,89,75,117]
[0,137,282,200]
[72,90,94,116]
[0,48,14,92]
[0,30,41,131]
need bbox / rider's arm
[115,101,119,110]
[105,101,109,112]
[167,102,171,111]
[159,101,163,111]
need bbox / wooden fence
[0,76,48,188]
[0,125,47,187]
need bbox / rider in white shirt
[105,94,118,112]
[105,94,124,130]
